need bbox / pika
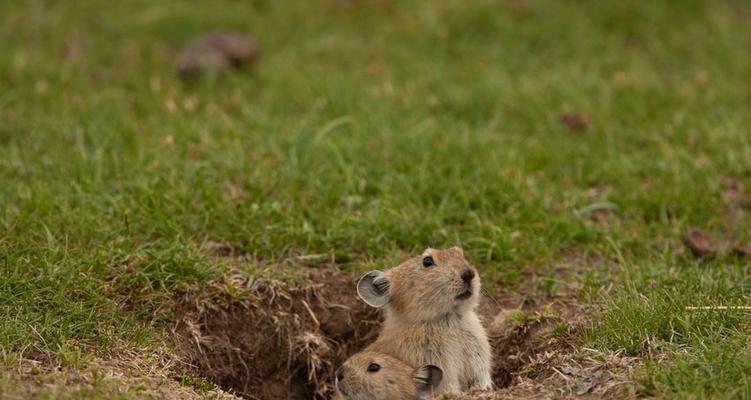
[357,247,492,393]
[335,351,443,400]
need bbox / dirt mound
[455,300,636,399]
[173,269,378,399]
[486,300,584,388]
[173,268,630,399]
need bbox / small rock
[683,228,716,258]
[177,31,261,81]
[558,113,591,132]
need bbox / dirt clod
[683,228,716,258]
[558,113,591,132]
[177,31,261,81]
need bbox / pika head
[335,351,443,400]
[357,247,480,321]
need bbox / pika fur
[357,247,492,394]
[335,351,443,400]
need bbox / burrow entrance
[172,268,584,399]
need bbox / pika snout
[455,268,476,299]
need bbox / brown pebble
[683,228,716,258]
[177,31,261,81]
[558,113,591,132]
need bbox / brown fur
[335,351,442,400]
[358,247,492,394]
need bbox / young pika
[335,351,443,400]
[357,247,492,394]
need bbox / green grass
[1,0,751,398]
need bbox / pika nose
[335,367,344,383]
[461,269,475,283]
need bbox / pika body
[357,247,492,394]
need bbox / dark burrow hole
[173,269,576,399]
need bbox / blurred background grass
[1,0,751,397]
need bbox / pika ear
[451,246,465,257]
[357,271,390,308]
[414,364,443,397]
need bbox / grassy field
[2,0,751,398]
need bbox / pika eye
[422,256,435,268]
[367,363,380,372]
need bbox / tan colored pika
[335,351,443,400]
[357,247,492,394]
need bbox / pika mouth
[455,287,473,300]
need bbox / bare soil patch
[169,243,637,399]
[172,268,379,399]
[1,345,240,400]
[485,299,583,388]
[474,298,637,399]
[172,262,635,399]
